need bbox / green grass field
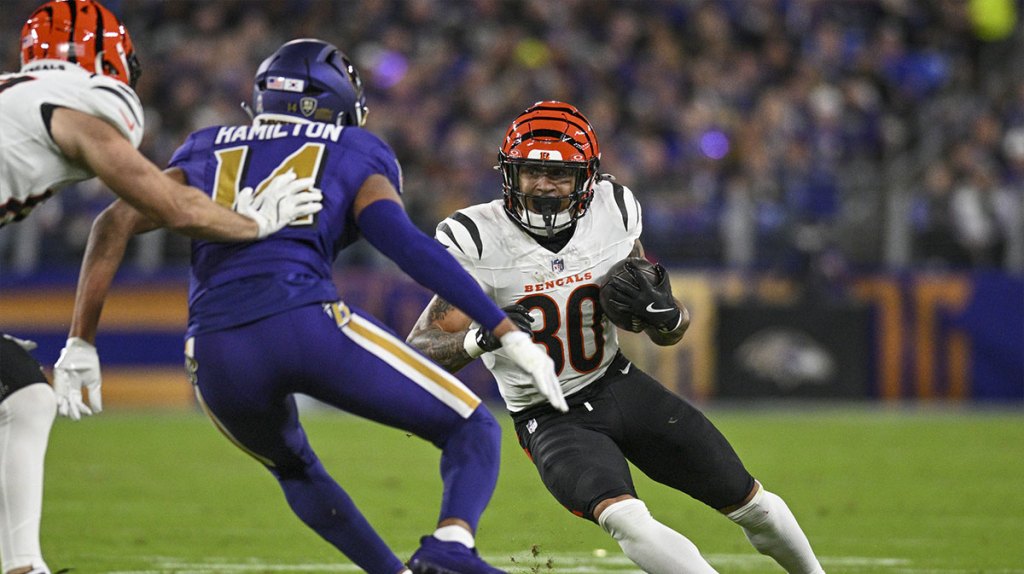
[41,404,1024,573]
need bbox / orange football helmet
[498,101,601,236]
[20,0,141,88]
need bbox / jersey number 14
[212,142,326,226]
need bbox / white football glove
[500,330,568,412]
[235,170,323,239]
[53,337,102,420]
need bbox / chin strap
[529,196,567,238]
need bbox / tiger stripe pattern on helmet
[502,101,601,164]
[498,101,602,236]
[20,0,141,88]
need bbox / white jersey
[436,180,643,411]
[0,61,144,227]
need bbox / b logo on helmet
[300,97,318,117]
[528,149,562,160]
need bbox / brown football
[599,257,660,331]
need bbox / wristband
[463,329,485,359]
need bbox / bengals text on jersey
[435,179,642,411]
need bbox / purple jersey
[169,122,402,337]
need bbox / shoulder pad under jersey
[80,74,145,148]
[11,65,143,148]
[593,178,642,238]
[435,205,496,260]
[20,67,147,148]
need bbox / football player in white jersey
[408,101,826,573]
[0,3,320,574]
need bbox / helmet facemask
[500,159,597,237]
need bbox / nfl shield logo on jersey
[300,96,318,117]
[551,258,564,273]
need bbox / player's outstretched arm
[409,298,534,372]
[355,175,567,411]
[54,198,156,419]
[408,296,478,373]
[405,297,564,411]
[49,108,320,240]
[70,199,158,345]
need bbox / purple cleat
[408,536,507,574]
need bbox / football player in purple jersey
[64,39,567,574]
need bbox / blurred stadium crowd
[1,0,1022,279]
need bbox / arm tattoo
[411,298,475,373]
[429,297,456,323]
[416,329,474,373]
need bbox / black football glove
[476,304,535,352]
[604,262,682,332]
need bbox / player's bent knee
[463,406,502,456]
[276,446,326,477]
[430,406,502,473]
[597,498,649,541]
[5,384,56,431]
[726,487,824,573]
[427,405,500,450]
[726,485,772,529]
[468,406,501,439]
[597,498,717,573]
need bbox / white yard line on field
[103,553,1024,574]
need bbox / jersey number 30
[212,142,326,226]
[519,284,606,375]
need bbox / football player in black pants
[408,100,825,573]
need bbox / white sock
[432,524,475,548]
[727,486,825,574]
[598,498,717,574]
[0,384,55,574]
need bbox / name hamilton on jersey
[214,122,345,145]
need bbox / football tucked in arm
[599,257,664,332]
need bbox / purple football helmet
[252,38,367,126]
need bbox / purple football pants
[186,302,501,574]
